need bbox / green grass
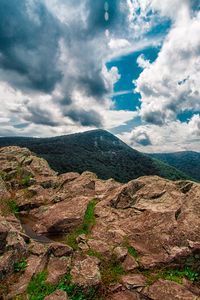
[7,199,19,214]
[123,238,139,260]
[0,198,19,216]
[27,272,56,300]
[14,259,27,273]
[66,199,98,250]
[58,274,103,300]
[0,171,7,180]
[27,272,103,300]
[87,249,104,261]
[87,249,125,286]
[144,267,199,285]
[20,175,32,187]
[127,245,138,259]
[100,255,125,286]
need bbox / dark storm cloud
[0,0,130,130]
[23,104,60,127]
[0,0,62,93]
[66,109,103,127]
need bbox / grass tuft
[100,255,125,286]
[144,267,199,285]
[27,272,56,300]
[66,199,98,250]
[14,259,27,273]
[27,272,103,300]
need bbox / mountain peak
[0,131,190,183]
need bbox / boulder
[121,274,146,290]
[71,256,101,287]
[142,279,197,300]
[46,256,71,285]
[7,255,48,298]
[87,239,111,256]
[122,255,138,272]
[113,246,128,262]
[108,291,141,300]
[0,177,10,200]
[32,196,92,234]
[45,290,69,300]
[50,243,73,257]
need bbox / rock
[7,255,48,298]
[1,147,200,299]
[59,172,80,185]
[32,196,92,234]
[121,274,146,289]
[78,242,89,251]
[76,233,87,243]
[29,242,49,256]
[94,176,200,268]
[5,215,22,232]
[6,230,27,253]
[142,279,197,300]
[45,290,69,300]
[122,255,138,272]
[71,256,101,287]
[113,246,128,262]
[46,256,71,285]
[110,180,145,209]
[0,251,17,279]
[50,243,73,257]
[183,278,200,296]
[108,291,141,300]
[87,239,111,256]
[0,221,8,253]
[0,177,10,199]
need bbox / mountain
[0,129,191,182]
[149,151,200,182]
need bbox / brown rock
[108,291,141,300]
[121,274,146,289]
[71,256,101,287]
[110,180,145,209]
[50,243,73,257]
[6,230,27,253]
[113,246,128,262]
[45,290,69,300]
[0,177,10,200]
[0,251,16,278]
[0,221,8,253]
[29,241,49,256]
[122,255,138,272]
[143,279,197,300]
[32,196,92,234]
[87,239,111,256]
[7,255,48,298]
[46,256,71,284]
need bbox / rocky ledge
[0,146,200,300]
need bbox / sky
[0,0,200,153]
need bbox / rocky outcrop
[45,290,69,300]
[0,146,200,299]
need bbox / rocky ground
[0,146,200,300]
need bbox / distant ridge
[0,129,192,182]
[149,151,200,182]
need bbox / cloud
[189,114,200,136]
[134,1,200,125]
[0,0,63,93]
[0,0,137,136]
[65,108,103,127]
[119,115,200,153]
[130,128,152,146]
